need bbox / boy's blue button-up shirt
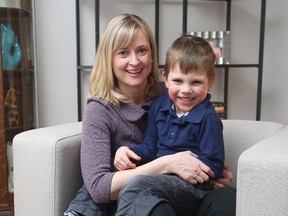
[130,93,225,179]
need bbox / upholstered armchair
[13,120,288,216]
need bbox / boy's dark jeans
[115,175,209,216]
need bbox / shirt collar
[161,94,212,123]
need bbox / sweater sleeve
[80,101,116,204]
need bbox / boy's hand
[114,146,141,170]
[212,163,233,188]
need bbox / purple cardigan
[80,82,164,203]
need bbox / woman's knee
[195,187,236,216]
[150,202,176,216]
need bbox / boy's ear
[162,71,169,88]
[208,76,216,91]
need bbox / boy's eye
[173,79,182,84]
[192,80,202,86]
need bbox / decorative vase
[1,23,22,69]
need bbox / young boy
[114,35,225,216]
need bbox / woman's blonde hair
[89,14,159,105]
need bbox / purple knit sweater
[80,82,164,204]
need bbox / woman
[65,13,235,216]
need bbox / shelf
[0,7,31,18]
[77,65,93,70]
[159,64,261,69]
[77,63,261,71]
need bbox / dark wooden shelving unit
[76,0,266,121]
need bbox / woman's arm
[110,150,215,201]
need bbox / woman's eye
[118,50,128,57]
[138,48,148,55]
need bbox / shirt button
[170,131,175,136]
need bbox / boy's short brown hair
[164,35,216,80]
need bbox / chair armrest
[223,120,284,187]
[13,122,83,216]
[236,126,288,216]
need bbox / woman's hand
[212,163,233,188]
[166,151,215,185]
[114,146,141,170]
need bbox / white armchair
[13,120,288,216]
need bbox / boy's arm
[197,113,225,179]
[129,98,161,163]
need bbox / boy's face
[163,63,215,115]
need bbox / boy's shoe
[64,209,80,216]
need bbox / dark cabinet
[0,2,35,215]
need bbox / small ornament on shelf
[189,31,230,65]
[212,101,225,119]
[4,87,20,128]
[0,23,22,69]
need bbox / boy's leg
[116,175,208,216]
[194,187,236,216]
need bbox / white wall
[34,0,288,127]
[261,0,288,124]
[34,0,77,127]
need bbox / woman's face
[163,63,215,115]
[112,29,152,93]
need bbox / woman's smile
[126,68,143,75]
